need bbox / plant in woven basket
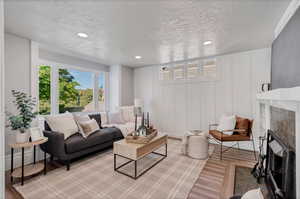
[7,90,38,133]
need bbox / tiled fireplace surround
[257,86,300,198]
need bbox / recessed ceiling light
[77,32,88,38]
[135,56,142,59]
[203,40,212,45]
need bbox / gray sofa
[40,113,124,170]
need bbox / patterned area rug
[14,140,213,199]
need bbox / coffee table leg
[114,154,116,171]
[165,143,168,157]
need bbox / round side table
[187,130,209,159]
[9,137,48,185]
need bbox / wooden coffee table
[113,133,168,179]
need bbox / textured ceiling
[4,0,290,67]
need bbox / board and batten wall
[134,48,271,150]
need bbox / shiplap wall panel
[215,55,234,119]
[134,48,271,150]
[187,83,202,130]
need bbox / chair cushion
[217,115,236,135]
[64,130,113,154]
[209,130,250,141]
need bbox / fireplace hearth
[265,130,295,199]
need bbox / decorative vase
[16,130,30,143]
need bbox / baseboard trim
[168,136,182,140]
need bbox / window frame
[32,59,108,115]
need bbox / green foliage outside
[8,90,38,133]
[39,66,51,114]
[38,66,104,114]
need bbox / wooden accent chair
[209,117,257,160]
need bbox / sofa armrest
[40,130,67,159]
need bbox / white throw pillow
[217,115,236,135]
[78,119,100,137]
[100,112,108,125]
[108,112,125,124]
[119,106,135,123]
[45,113,79,140]
[73,114,91,138]
[241,188,264,199]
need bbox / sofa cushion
[79,119,100,137]
[64,130,114,154]
[105,122,135,137]
[119,106,135,123]
[45,112,79,140]
[101,127,123,140]
[73,114,91,138]
[108,112,125,124]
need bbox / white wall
[109,64,121,112]
[4,33,31,156]
[121,66,134,106]
[134,48,271,150]
[110,65,134,111]
[0,0,5,197]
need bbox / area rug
[234,166,268,197]
[14,140,213,199]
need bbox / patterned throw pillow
[73,114,91,138]
[78,119,100,137]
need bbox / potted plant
[7,90,38,143]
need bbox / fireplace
[265,130,296,199]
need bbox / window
[187,61,199,79]
[38,66,51,115]
[58,68,93,113]
[36,64,106,115]
[173,64,185,80]
[202,59,217,78]
[159,58,217,82]
[98,73,105,111]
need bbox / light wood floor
[5,144,257,199]
[188,144,257,199]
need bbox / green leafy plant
[7,90,38,133]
